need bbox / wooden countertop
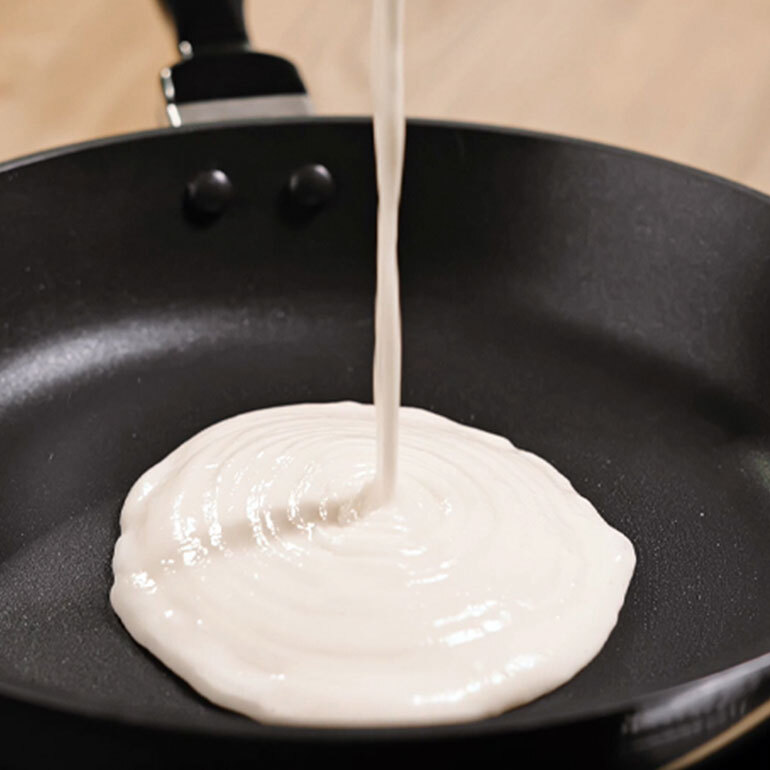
[1,0,769,193]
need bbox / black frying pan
[0,3,769,769]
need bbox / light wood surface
[1,0,769,193]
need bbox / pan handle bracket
[157,0,313,126]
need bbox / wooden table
[1,0,769,193]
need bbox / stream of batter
[111,0,635,727]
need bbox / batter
[111,0,635,727]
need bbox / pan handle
[160,0,250,56]
[157,0,312,126]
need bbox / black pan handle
[156,0,312,125]
[160,0,251,54]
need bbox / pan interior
[0,122,769,736]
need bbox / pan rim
[0,117,768,748]
[0,116,769,208]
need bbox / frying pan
[1,2,769,768]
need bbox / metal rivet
[287,164,335,209]
[185,169,234,221]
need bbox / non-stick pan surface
[0,120,769,768]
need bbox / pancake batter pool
[111,0,636,727]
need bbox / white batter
[110,0,635,727]
[111,402,635,726]
[371,0,405,506]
